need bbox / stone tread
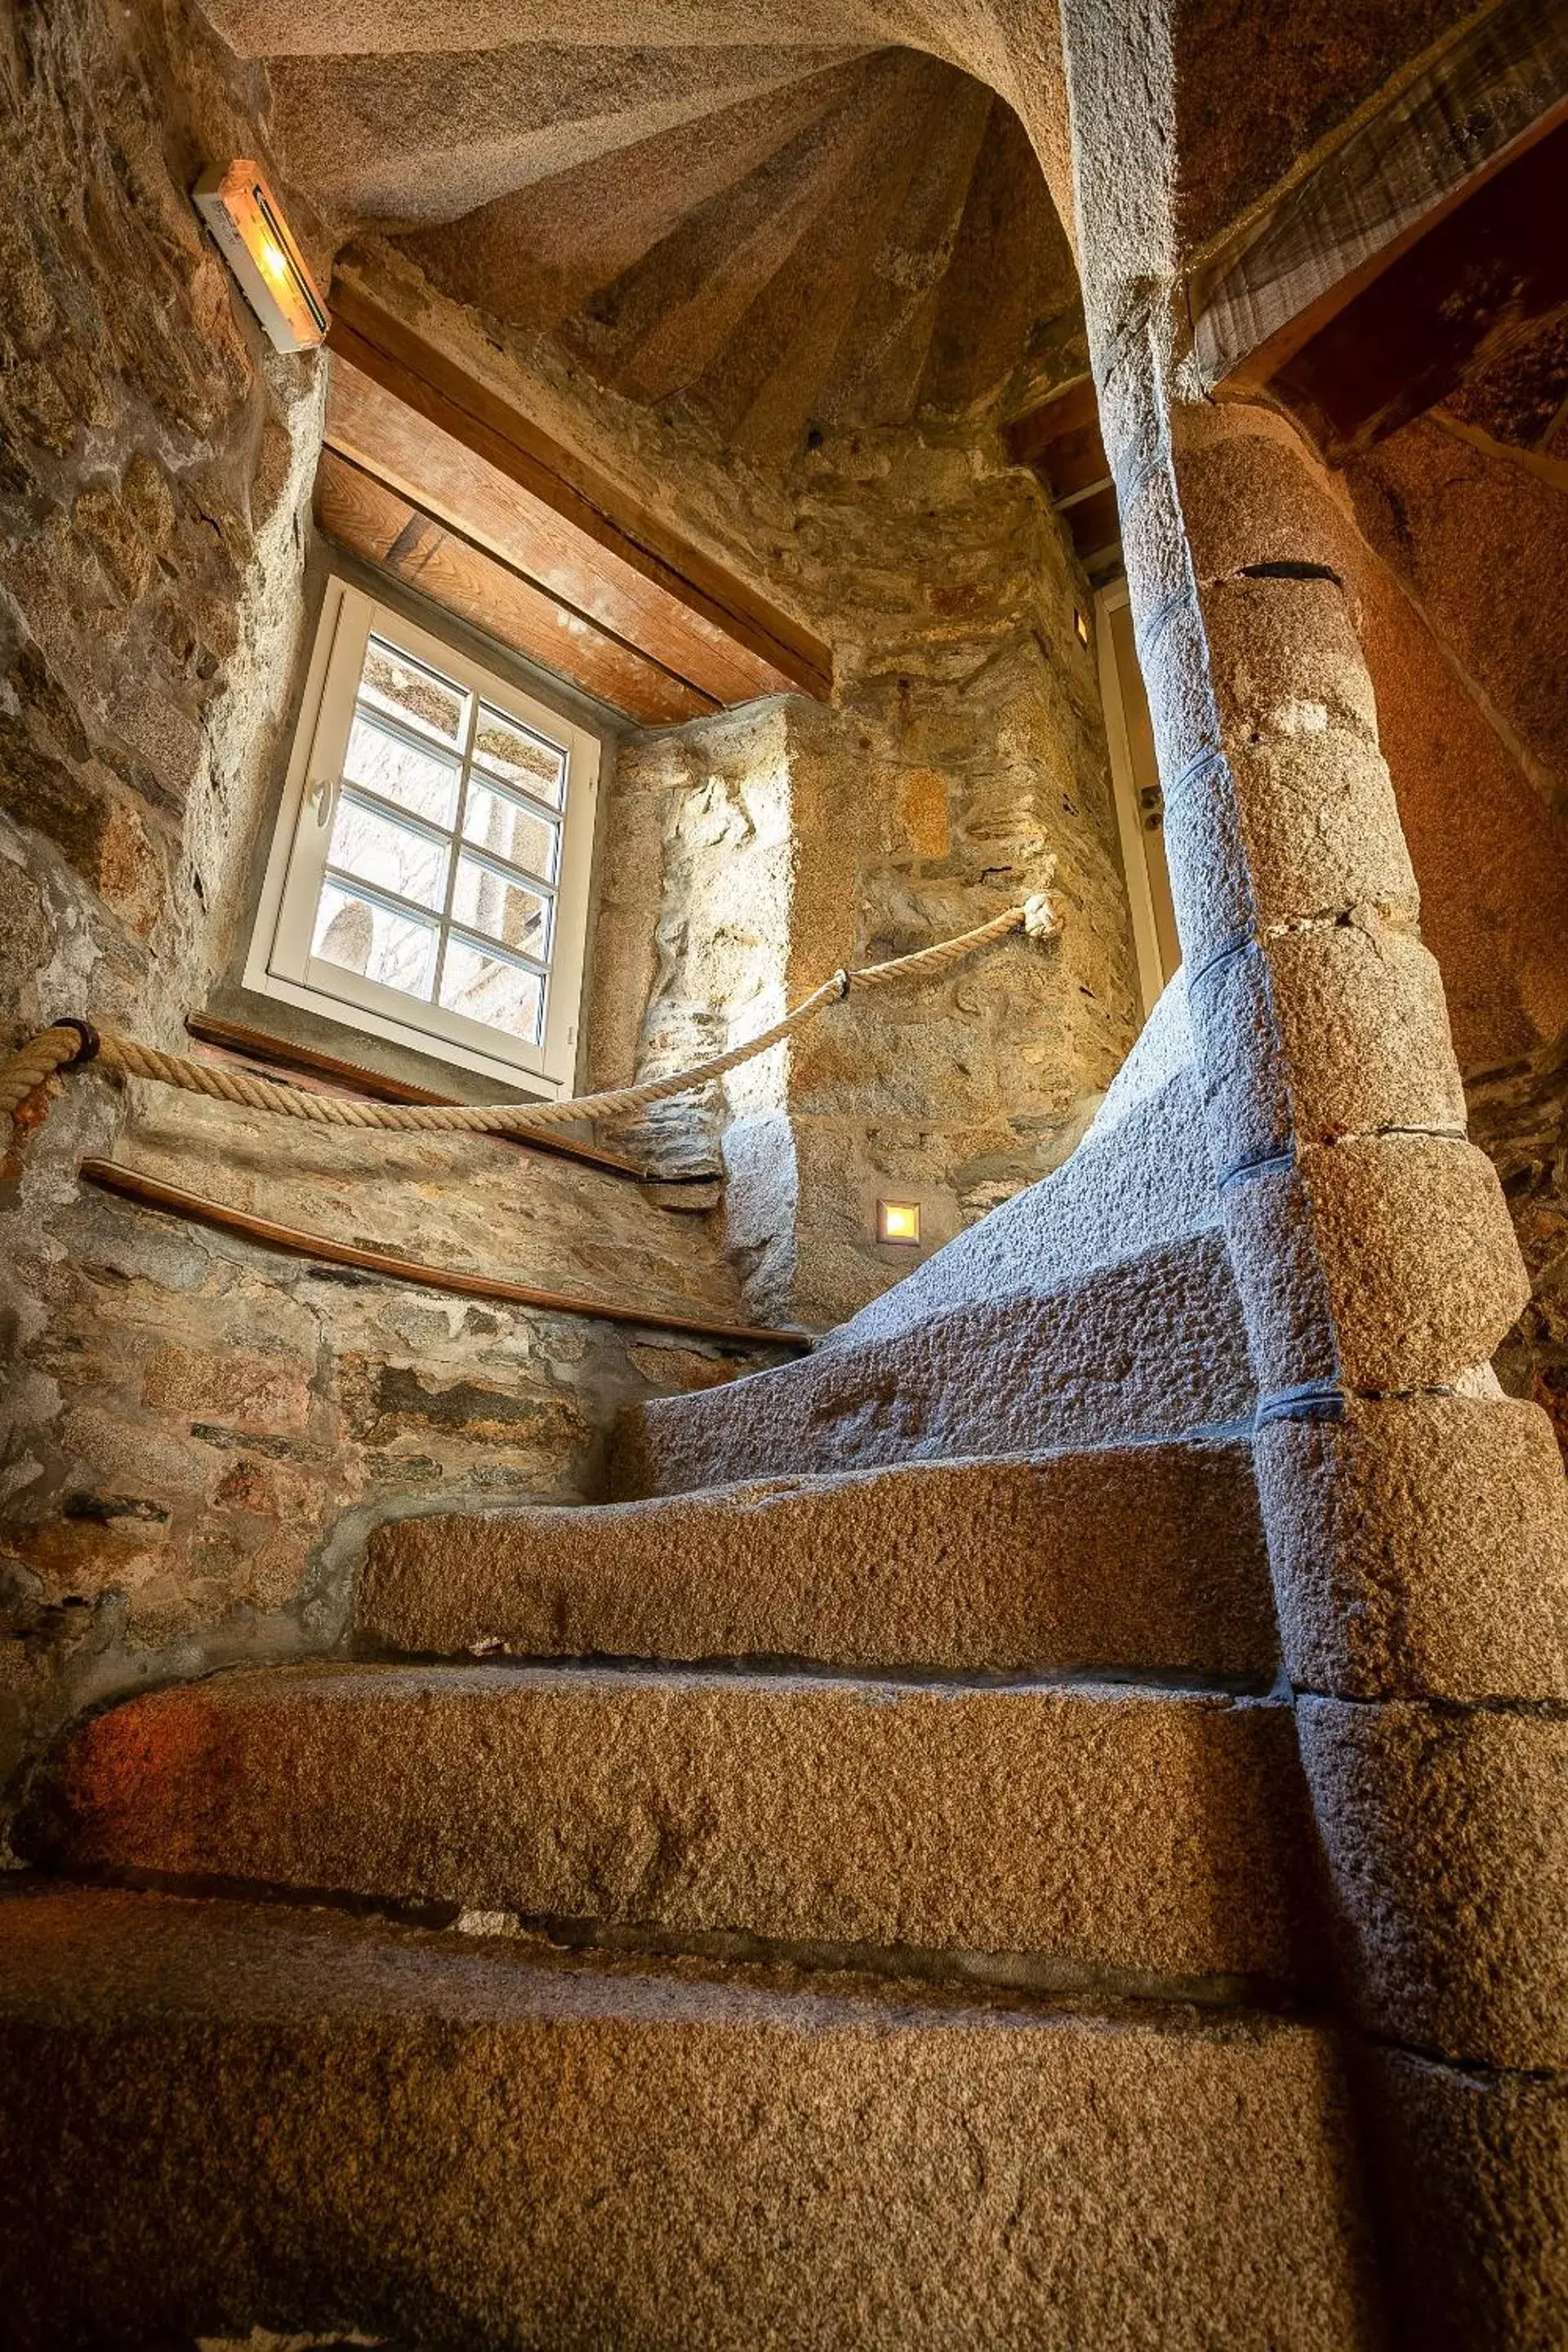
[0,1884,1383,2350]
[614,1227,1253,1496]
[29,1660,1321,1989]
[360,1436,1276,1677]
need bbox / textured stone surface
[1264,921,1467,1149]
[0,1085,768,1838]
[1469,1031,1568,1462]
[0,1886,1383,2351]
[1362,2043,1568,2352]
[32,1663,1321,1984]
[0,0,325,1833]
[616,1228,1254,1495]
[1298,1699,1568,2069]
[359,1437,1276,1678]
[1170,0,1479,253]
[1257,1394,1568,1701]
[1301,1134,1530,1392]
[582,403,1137,1328]
[821,969,1217,1354]
[1348,417,1568,826]
[1361,546,1568,1071]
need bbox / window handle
[308,775,339,830]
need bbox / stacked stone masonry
[1059,0,1568,2328]
[2,0,1567,2342]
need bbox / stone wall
[577,425,1136,1318]
[0,0,756,1837]
[1328,416,1568,1450]
[1,1081,773,1820]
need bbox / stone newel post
[1094,327,1568,2338]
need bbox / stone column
[1049,0,1568,2322]
[1091,316,1568,2343]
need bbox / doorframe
[1096,575,1168,1022]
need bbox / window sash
[245,580,600,1093]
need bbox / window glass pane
[473,706,566,808]
[440,938,544,1044]
[452,854,551,960]
[461,781,559,883]
[329,795,448,911]
[344,713,460,828]
[313,881,436,1000]
[359,637,466,746]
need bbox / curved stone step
[813,66,993,429]
[578,60,895,399]
[614,1226,1253,1497]
[269,41,867,226]
[28,1663,1318,1992]
[820,971,1211,1357]
[359,1436,1275,1678]
[700,54,944,455]
[403,58,866,332]
[0,1886,1383,2350]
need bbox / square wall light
[876,1199,922,1246]
[194,163,328,354]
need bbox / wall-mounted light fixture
[876,1199,922,1246]
[194,163,328,355]
[1073,607,1090,647]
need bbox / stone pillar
[1094,327,1568,2341]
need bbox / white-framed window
[244,581,601,1093]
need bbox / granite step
[813,65,994,429]
[586,60,893,399]
[24,1661,1319,1995]
[360,1435,1276,1680]
[0,1885,1382,2351]
[613,1226,1253,1497]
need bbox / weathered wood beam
[1003,374,1120,565]
[315,446,717,725]
[327,282,832,702]
[1192,0,1568,396]
[80,1161,812,1352]
[1269,118,1568,462]
[327,356,763,712]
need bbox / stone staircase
[0,978,1391,2346]
[203,7,1073,461]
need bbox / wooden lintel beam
[80,1160,813,1352]
[327,283,832,702]
[1192,0,1568,395]
[1003,373,1098,469]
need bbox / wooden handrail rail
[79,1160,812,1352]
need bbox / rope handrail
[0,893,1061,1138]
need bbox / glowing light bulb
[876,1199,921,1245]
[256,234,290,288]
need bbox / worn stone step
[614,1227,1252,1497]
[0,1886,1381,2351]
[28,1663,1319,1993]
[360,1436,1276,1679]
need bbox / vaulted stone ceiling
[198,0,1082,460]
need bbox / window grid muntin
[323,634,568,1044]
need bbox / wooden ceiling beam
[314,448,718,726]
[1267,119,1568,465]
[326,282,832,704]
[1192,0,1568,399]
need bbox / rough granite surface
[0,1886,1384,2352]
[31,1662,1321,1987]
[361,1436,1276,1677]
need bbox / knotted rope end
[1022,891,1063,941]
